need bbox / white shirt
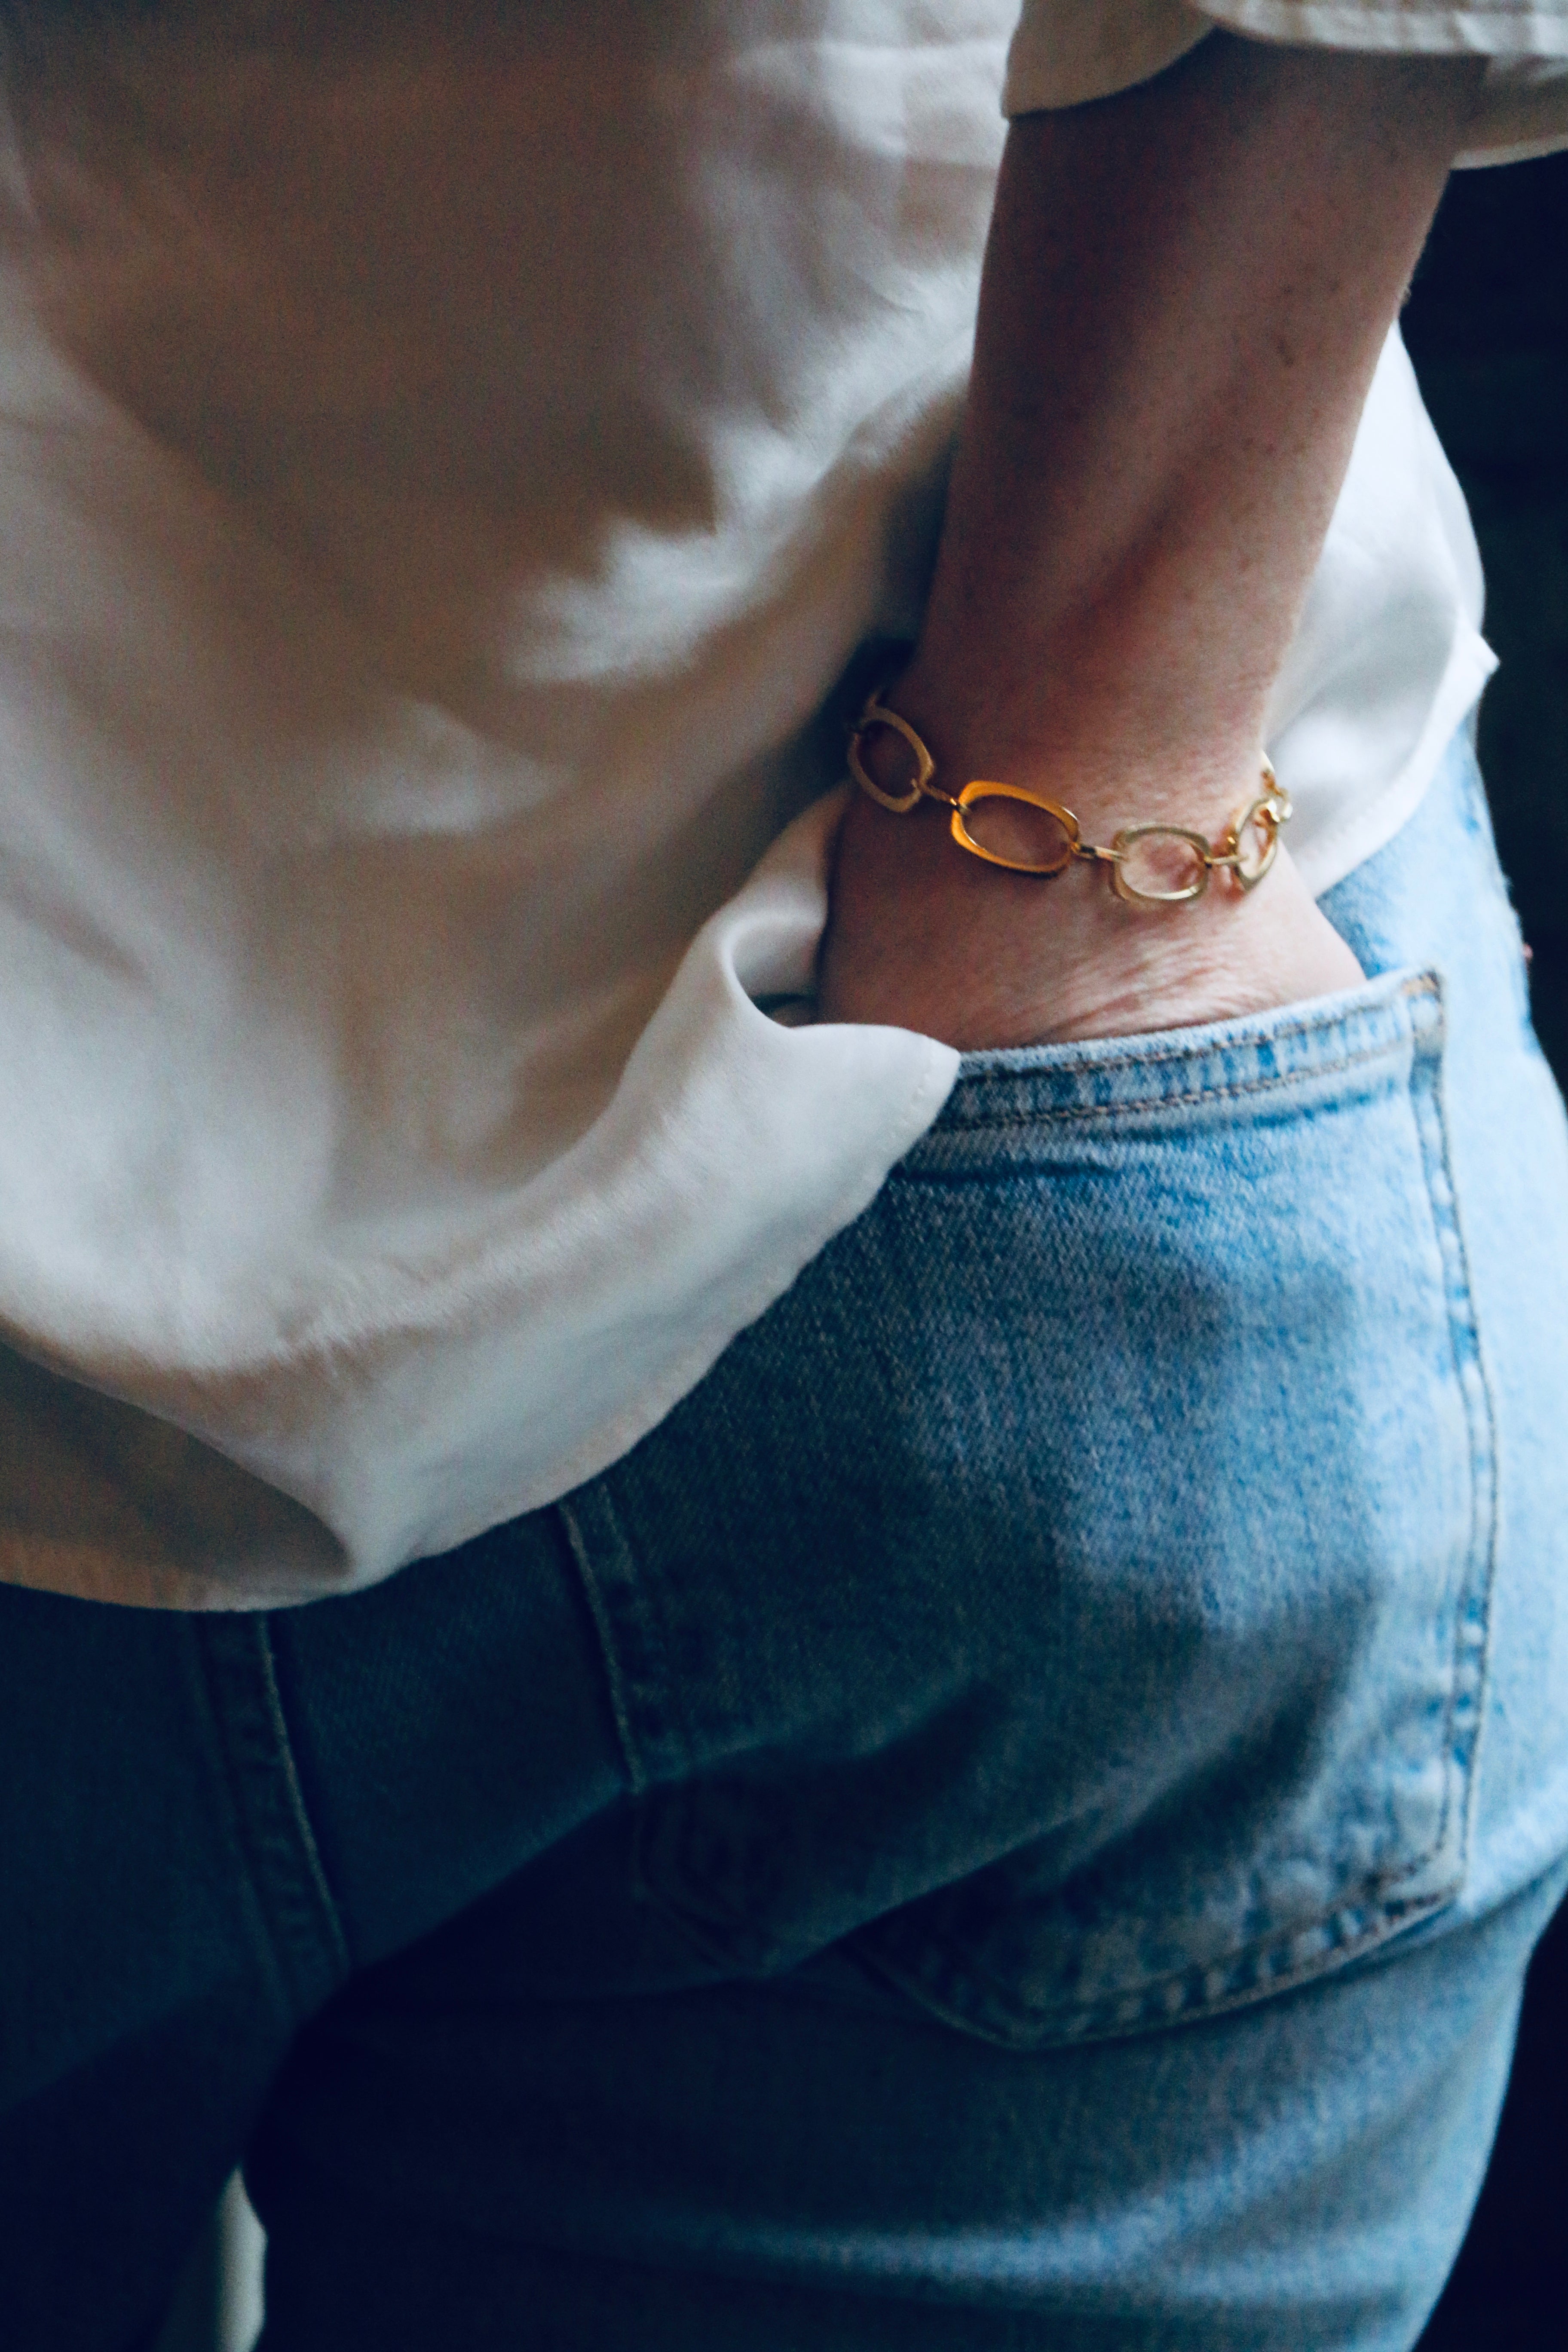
[0,2,1564,1606]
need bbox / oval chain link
[847,691,1289,905]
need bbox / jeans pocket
[572,968,1500,2045]
[843,966,1499,2046]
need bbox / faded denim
[2,732,1567,2352]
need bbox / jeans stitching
[557,1494,653,1799]
[253,1621,352,1981]
[175,1618,299,2048]
[905,1031,1416,1144]
[1406,1003,1501,1888]
[557,1485,694,1790]
[193,1618,351,2022]
[861,1880,1455,2052]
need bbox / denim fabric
[567,969,1491,2049]
[2,732,1567,2352]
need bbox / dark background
[1403,145,1568,2351]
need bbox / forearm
[819,34,1484,1046]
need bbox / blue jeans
[4,734,1568,2351]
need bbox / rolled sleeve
[1003,0,1568,161]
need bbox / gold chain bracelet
[848,692,1291,908]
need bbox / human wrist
[851,668,1285,901]
[820,731,1363,1050]
[876,652,1271,853]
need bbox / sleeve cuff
[1002,0,1568,162]
[1002,0,1213,113]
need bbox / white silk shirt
[0,1,1563,1604]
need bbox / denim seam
[558,1486,694,1792]
[919,1031,1419,1140]
[557,1495,652,1799]
[175,1618,300,2048]
[252,1621,352,1983]
[1405,1003,1501,1887]
[193,1618,351,2022]
[860,1880,1455,2053]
